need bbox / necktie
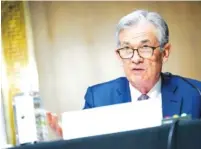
[137,94,149,101]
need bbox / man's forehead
[120,32,156,45]
[122,32,151,39]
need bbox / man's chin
[130,76,147,85]
[131,75,144,80]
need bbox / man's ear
[162,43,171,63]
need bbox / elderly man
[83,10,201,119]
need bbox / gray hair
[116,9,169,49]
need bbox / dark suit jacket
[84,73,201,119]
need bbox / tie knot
[137,94,149,101]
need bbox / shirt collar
[129,77,162,101]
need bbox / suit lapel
[116,77,131,103]
[161,73,183,118]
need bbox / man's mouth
[132,68,145,74]
[132,68,145,71]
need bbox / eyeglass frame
[116,45,161,59]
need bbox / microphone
[167,119,179,149]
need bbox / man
[83,10,201,119]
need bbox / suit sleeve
[83,87,94,109]
[185,78,201,118]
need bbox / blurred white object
[13,92,48,145]
[62,99,162,140]
[13,93,38,144]
[0,93,7,148]
[1,144,13,149]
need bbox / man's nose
[131,50,141,63]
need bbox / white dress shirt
[129,77,162,119]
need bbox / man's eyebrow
[140,39,151,44]
[121,41,130,46]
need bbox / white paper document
[62,99,162,140]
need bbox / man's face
[117,22,170,87]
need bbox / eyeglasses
[116,45,161,59]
